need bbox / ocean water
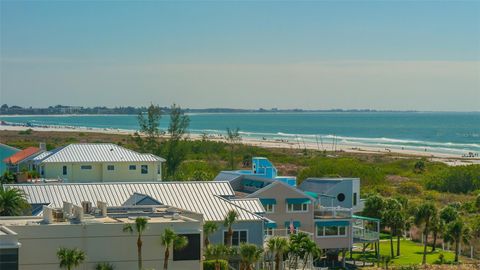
[1,112,479,156]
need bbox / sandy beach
[1,123,479,166]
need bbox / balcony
[314,206,353,219]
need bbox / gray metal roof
[5,181,262,222]
[230,198,265,214]
[213,171,243,182]
[40,143,165,163]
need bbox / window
[141,165,148,174]
[107,165,115,171]
[223,230,248,246]
[0,248,19,270]
[129,165,136,170]
[316,226,348,238]
[265,228,274,237]
[81,165,92,170]
[337,193,345,202]
[62,165,67,175]
[353,192,357,206]
[157,164,161,174]
[286,203,308,212]
[173,234,200,261]
[265,204,275,213]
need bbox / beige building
[34,143,165,182]
[0,203,203,270]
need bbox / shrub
[398,181,423,195]
[203,259,228,270]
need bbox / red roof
[3,147,41,165]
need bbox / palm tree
[301,238,318,270]
[95,262,115,270]
[224,210,238,247]
[0,186,29,216]
[160,227,189,270]
[203,221,219,247]
[382,198,403,257]
[239,243,263,270]
[123,217,148,270]
[225,128,241,169]
[205,244,230,270]
[414,201,438,264]
[57,247,86,270]
[444,218,472,263]
[267,237,289,270]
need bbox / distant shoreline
[1,123,479,166]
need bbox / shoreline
[1,124,479,166]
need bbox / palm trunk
[302,253,309,270]
[215,260,220,270]
[137,236,143,270]
[204,237,209,248]
[227,228,233,247]
[390,232,394,257]
[432,230,438,252]
[397,234,401,256]
[275,254,280,270]
[422,227,429,265]
[455,241,459,262]
[164,247,170,270]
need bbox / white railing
[352,226,379,241]
[314,206,353,219]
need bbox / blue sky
[1,1,479,110]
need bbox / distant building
[3,144,45,175]
[33,143,165,182]
[0,203,203,270]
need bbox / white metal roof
[5,181,262,222]
[40,143,165,163]
[230,198,265,214]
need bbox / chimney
[63,201,73,218]
[39,142,46,151]
[73,205,84,222]
[97,201,108,217]
[81,201,92,214]
[43,206,54,224]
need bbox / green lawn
[350,239,457,266]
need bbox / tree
[267,237,289,270]
[160,227,188,270]
[363,194,385,220]
[137,104,162,152]
[165,104,190,179]
[123,217,148,270]
[414,160,426,173]
[203,221,219,247]
[224,210,238,247]
[0,171,15,184]
[382,198,403,257]
[476,194,480,210]
[225,128,241,169]
[205,244,230,270]
[0,187,29,216]
[414,202,438,265]
[239,243,263,270]
[95,262,115,270]
[57,247,86,270]
[444,218,472,263]
[287,232,311,269]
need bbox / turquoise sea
[1,112,479,156]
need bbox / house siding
[209,220,264,247]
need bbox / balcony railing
[352,226,380,242]
[264,229,314,242]
[314,206,353,219]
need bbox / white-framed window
[129,165,137,170]
[316,226,347,238]
[223,230,248,246]
[141,165,148,174]
[265,228,274,236]
[80,165,92,170]
[286,203,308,213]
[62,165,67,175]
[264,204,275,213]
[157,164,161,174]
[107,165,115,171]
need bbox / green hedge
[203,260,228,270]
